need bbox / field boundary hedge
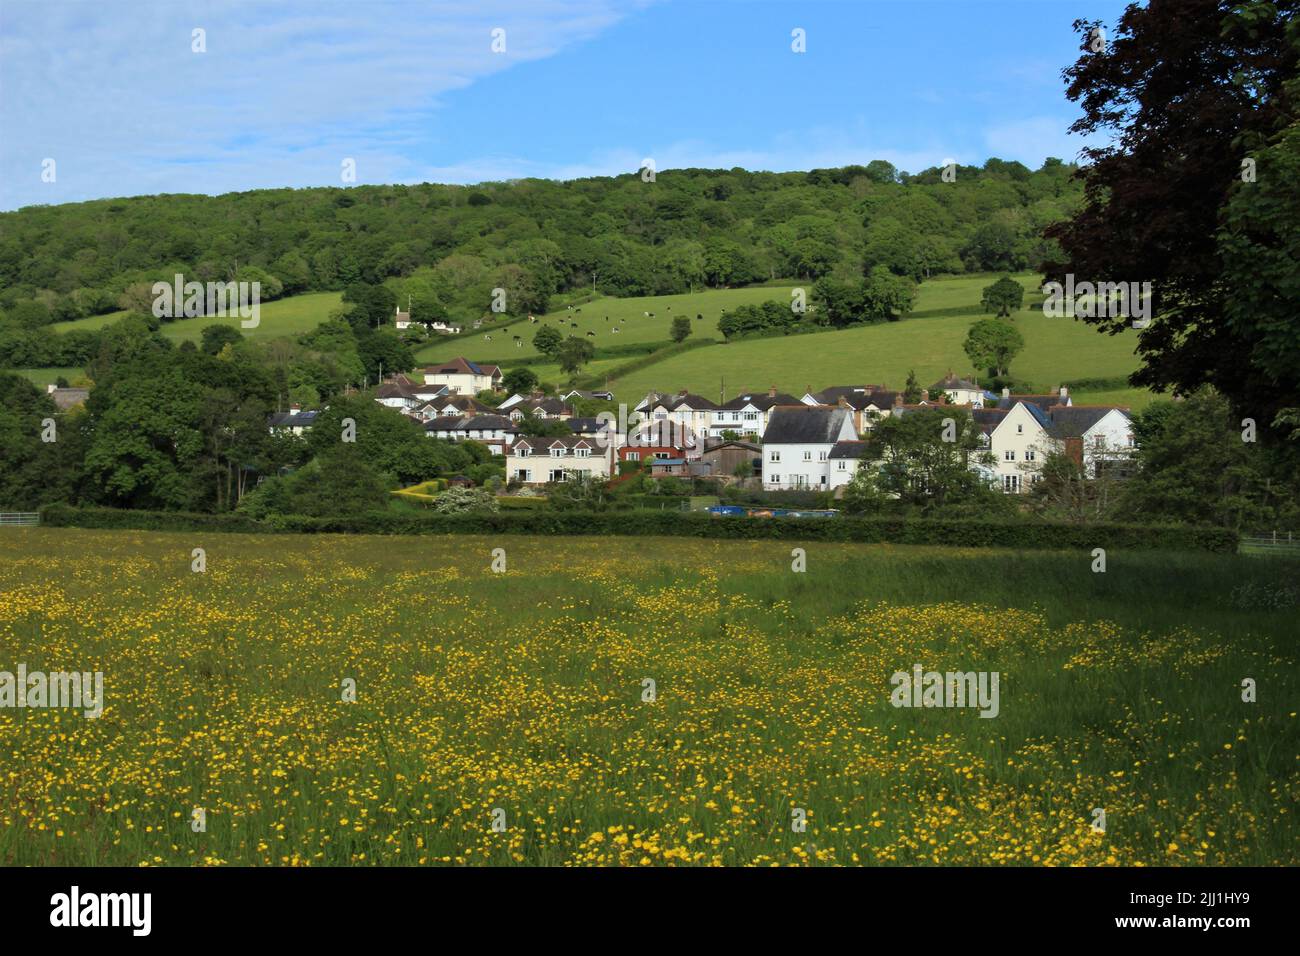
[38,504,1238,552]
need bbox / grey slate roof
[1047,406,1127,439]
[829,440,870,459]
[763,405,854,444]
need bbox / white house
[424,414,517,454]
[761,405,858,490]
[712,387,802,439]
[422,357,501,395]
[987,401,1133,492]
[827,439,871,490]
[267,405,319,436]
[506,436,614,485]
[930,371,985,408]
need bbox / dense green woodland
[0,159,1078,343]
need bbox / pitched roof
[661,392,720,411]
[720,391,802,411]
[425,414,515,433]
[268,409,319,428]
[424,357,501,377]
[829,440,870,459]
[566,417,607,433]
[930,371,980,392]
[1047,405,1128,439]
[47,386,90,410]
[811,385,884,404]
[513,435,598,450]
[763,405,855,444]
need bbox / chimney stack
[46,384,56,393]
[768,384,777,398]
[1002,387,1011,399]
[1059,386,1068,398]
[921,388,930,402]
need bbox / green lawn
[51,292,343,344]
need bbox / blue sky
[0,0,1131,211]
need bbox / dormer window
[518,447,531,457]
[551,447,565,458]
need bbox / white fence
[0,513,40,527]
[1241,530,1298,555]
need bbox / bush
[38,503,1239,552]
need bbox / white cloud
[0,0,651,209]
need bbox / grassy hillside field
[51,291,344,343]
[26,274,1151,408]
[596,274,1149,407]
[412,284,802,366]
[1,528,1293,867]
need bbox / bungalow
[393,304,461,334]
[422,357,501,395]
[267,405,319,436]
[761,404,858,490]
[45,383,90,410]
[506,436,614,485]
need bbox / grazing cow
[570,322,577,328]
[643,311,649,317]
[512,335,521,341]
[612,327,620,334]
[586,331,596,337]
[516,341,522,348]
[648,312,655,318]
[576,308,581,313]
[484,334,492,341]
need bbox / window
[550,447,564,458]
[654,452,670,460]
[1004,450,1016,461]
[515,469,531,482]
[837,461,846,470]
[626,452,640,462]
[1003,475,1020,493]
[1016,424,1023,434]
[517,447,531,457]
[803,450,812,461]
[550,470,566,483]
[769,450,781,462]
[575,448,590,458]
[744,411,758,421]
[1025,449,1036,462]
[818,450,828,461]
[770,474,781,484]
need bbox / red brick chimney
[768,384,777,398]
